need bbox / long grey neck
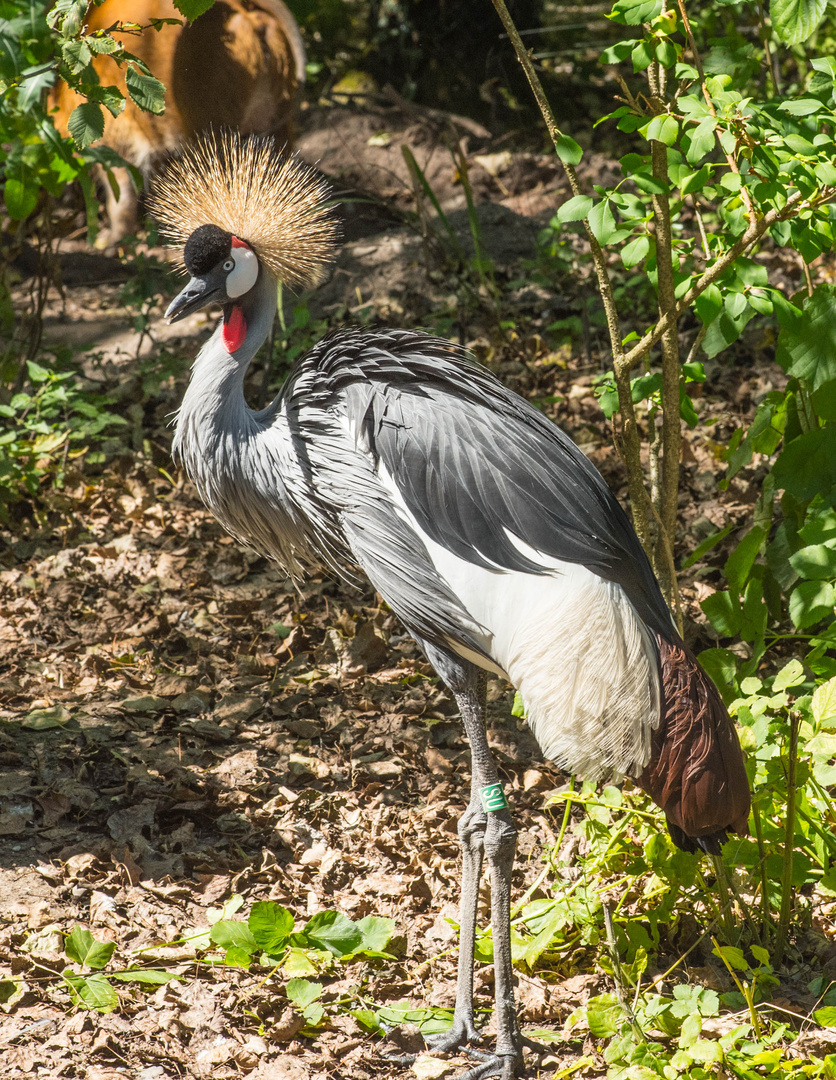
[171,267,320,579]
[172,267,277,466]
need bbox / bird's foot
[425,1016,482,1052]
[457,1048,521,1080]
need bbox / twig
[774,710,800,965]
[799,252,814,298]
[650,137,681,601]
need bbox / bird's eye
[223,258,235,272]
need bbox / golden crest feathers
[149,131,337,288]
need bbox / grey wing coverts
[280,327,671,650]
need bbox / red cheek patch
[222,305,247,353]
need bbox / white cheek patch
[226,244,259,298]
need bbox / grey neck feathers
[173,267,275,462]
[171,267,308,568]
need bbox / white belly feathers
[377,463,660,780]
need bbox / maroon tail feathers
[635,636,750,854]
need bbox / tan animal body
[50,0,306,242]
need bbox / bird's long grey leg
[417,643,522,1079]
[458,689,521,1080]
[426,673,489,1050]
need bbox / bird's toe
[425,1017,482,1052]
[457,1048,521,1080]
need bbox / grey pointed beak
[165,276,217,323]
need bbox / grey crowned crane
[153,132,750,1080]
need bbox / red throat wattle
[222,305,247,353]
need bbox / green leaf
[65,973,118,1013]
[725,290,748,321]
[588,199,618,245]
[776,284,836,390]
[785,133,817,155]
[556,194,594,223]
[286,977,322,1009]
[789,580,836,629]
[223,946,253,967]
[812,676,836,725]
[712,944,749,972]
[811,56,836,74]
[61,37,92,75]
[301,1001,325,1028]
[790,543,836,580]
[65,927,116,970]
[779,98,824,115]
[282,946,318,976]
[621,234,650,268]
[814,1006,836,1027]
[173,0,215,17]
[646,113,679,146]
[209,920,257,953]
[681,166,711,195]
[773,428,836,500]
[109,968,181,985]
[352,1008,383,1034]
[511,691,526,718]
[694,283,723,326]
[773,659,805,691]
[750,944,771,967]
[631,39,655,72]
[248,902,294,953]
[67,102,105,150]
[701,591,741,637]
[555,135,582,166]
[4,164,38,220]
[632,170,668,194]
[724,526,765,595]
[609,0,662,26]
[302,911,362,957]
[655,38,677,68]
[586,993,622,1038]
[699,648,739,700]
[685,119,716,165]
[770,0,828,45]
[355,915,395,953]
[125,64,166,114]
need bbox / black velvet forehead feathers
[184,224,233,276]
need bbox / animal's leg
[426,707,488,1049]
[98,165,139,247]
[417,644,523,1078]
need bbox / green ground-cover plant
[0,352,127,522]
[9,895,465,1043]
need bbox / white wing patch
[376,463,660,778]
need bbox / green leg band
[480,782,509,813]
